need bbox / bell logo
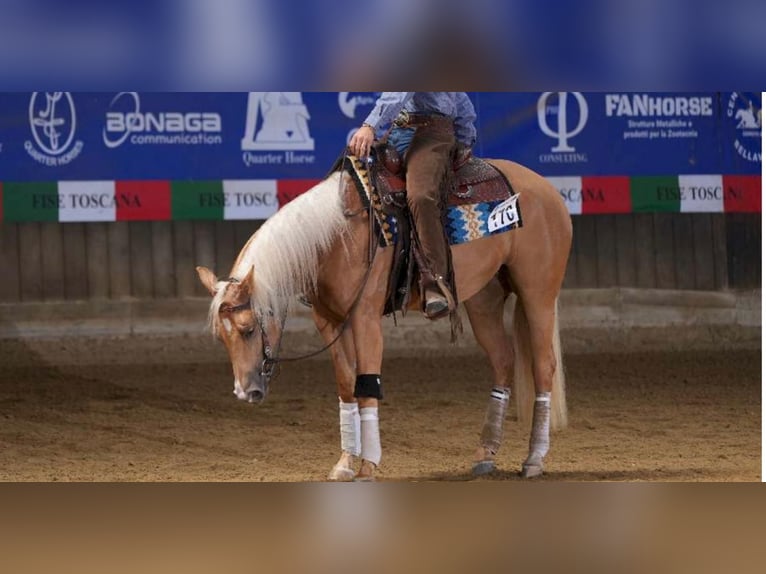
[242,92,315,151]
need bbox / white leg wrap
[480,387,511,455]
[339,400,361,457]
[359,407,381,466]
[529,392,551,460]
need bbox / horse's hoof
[328,467,356,482]
[352,475,376,482]
[520,463,544,478]
[472,460,496,476]
[353,461,377,482]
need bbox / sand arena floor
[0,336,760,482]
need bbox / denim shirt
[363,92,477,147]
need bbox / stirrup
[424,293,450,320]
[424,276,455,319]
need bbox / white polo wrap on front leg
[339,400,361,457]
[359,406,381,466]
[480,387,511,455]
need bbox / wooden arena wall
[0,213,761,304]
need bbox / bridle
[219,281,285,380]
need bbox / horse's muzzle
[247,388,266,404]
[234,378,269,405]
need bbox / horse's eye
[242,327,256,339]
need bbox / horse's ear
[196,266,219,296]
[240,266,256,297]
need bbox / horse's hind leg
[313,310,359,482]
[464,276,514,476]
[515,293,560,478]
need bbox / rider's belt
[394,111,453,131]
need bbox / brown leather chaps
[403,122,456,294]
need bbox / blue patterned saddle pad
[445,193,523,245]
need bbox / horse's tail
[512,297,568,431]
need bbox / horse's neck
[315,206,377,314]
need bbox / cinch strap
[354,374,383,400]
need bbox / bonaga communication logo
[241,92,316,167]
[726,92,761,163]
[25,92,84,166]
[537,92,589,164]
[103,92,223,148]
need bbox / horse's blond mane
[207,172,349,334]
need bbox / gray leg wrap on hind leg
[480,387,511,454]
[523,392,551,477]
[529,393,551,459]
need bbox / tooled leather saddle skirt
[368,143,523,247]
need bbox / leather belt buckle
[393,110,411,128]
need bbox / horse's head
[196,265,282,405]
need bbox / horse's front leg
[348,251,389,481]
[350,304,384,481]
[313,309,361,481]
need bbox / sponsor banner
[629,175,762,214]
[546,174,760,215]
[0,175,760,222]
[0,91,760,221]
[0,92,759,184]
[477,91,760,177]
[0,92,366,181]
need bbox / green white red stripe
[0,176,760,222]
[547,174,760,215]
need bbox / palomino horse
[196,157,572,481]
